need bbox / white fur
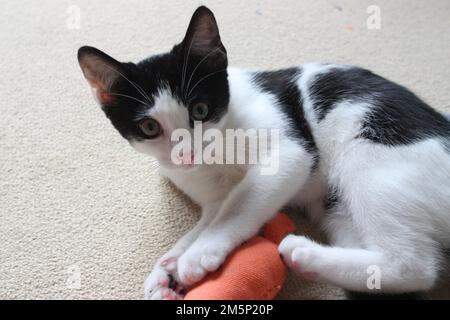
[141,64,450,299]
[281,64,450,293]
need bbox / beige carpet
[0,0,449,299]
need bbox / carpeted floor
[0,0,449,299]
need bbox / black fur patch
[77,45,229,141]
[252,68,318,156]
[443,138,450,154]
[309,67,450,146]
[324,187,339,210]
[444,113,450,121]
[78,7,230,141]
[125,49,228,139]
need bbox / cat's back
[299,63,450,146]
[296,64,450,242]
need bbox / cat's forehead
[129,87,185,125]
[152,87,185,114]
[137,52,182,91]
[132,86,189,134]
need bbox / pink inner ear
[100,92,115,104]
[87,78,116,104]
[88,78,107,91]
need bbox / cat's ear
[182,6,227,68]
[77,46,127,105]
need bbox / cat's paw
[177,241,229,286]
[279,234,314,264]
[144,267,185,300]
[279,235,320,281]
[144,252,185,300]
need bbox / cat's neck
[225,67,259,129]
[224,67,282,131]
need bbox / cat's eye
[191,102,209,121]
[138,118,161,139]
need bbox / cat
[78,6,450,299]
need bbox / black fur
[444,139,450,153]
[252,68,318,157]
[324,187,339,210]
[309,67,450,146]
[445,113,450,122]
[78,6,229,141]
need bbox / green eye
[138,118,161,139]
[191,102,209,121]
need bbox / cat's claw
[144,267,185,300]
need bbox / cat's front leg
[177,147,315,286]
[144,202,219,300]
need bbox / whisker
[185,46,223,97]
[108,93,149,106]
[181,37,195,99]
[103,64,153,104]
[187,69,227,98]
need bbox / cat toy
[184,212,296,300]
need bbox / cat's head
[78,6,229,169]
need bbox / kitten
[78,6,450,299]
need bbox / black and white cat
[78,6,450,299]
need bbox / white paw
[279,235,317,264]
[279,235,320,281]
[177,241,230,286]
[143,266,185,300]
[144,253,185,300]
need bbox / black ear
[77,46,127,105]
[182,6,227,68]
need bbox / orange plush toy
[184,212,296,300]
